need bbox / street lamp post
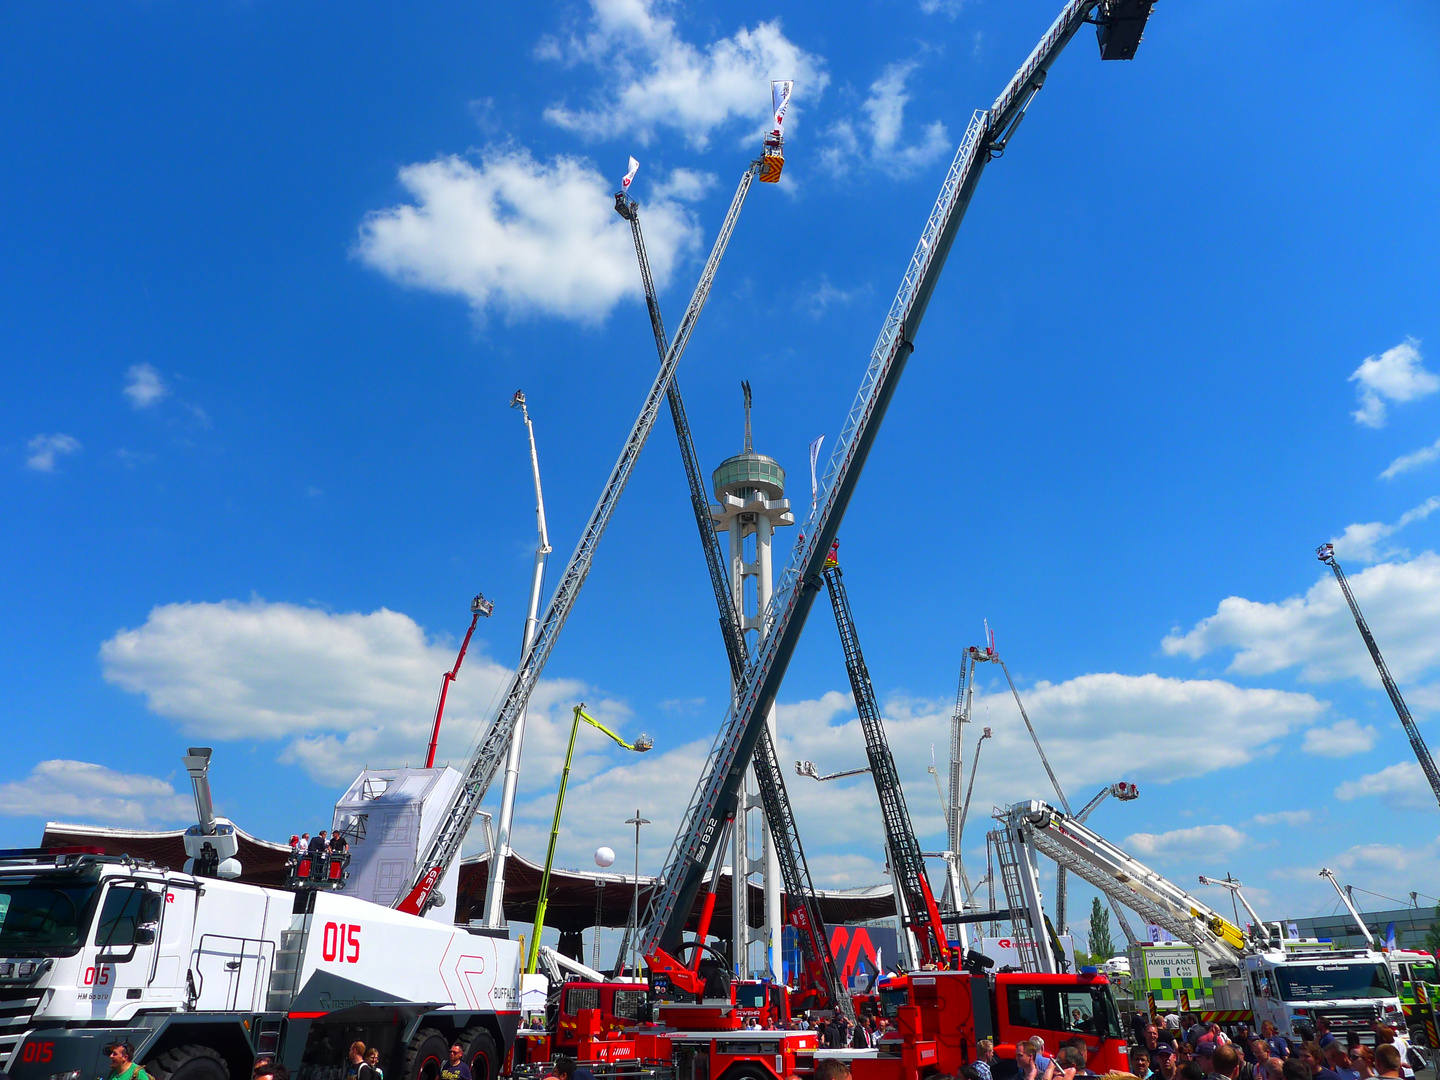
[625,809,650,978]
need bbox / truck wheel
[460,1028,498,1080]
[406,1028,450,1080]
[718,1065,776,1080]
[147,1045,230,1080]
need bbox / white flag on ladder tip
[809,434,824,511]
[771,80,794,132]
[622,156,640,190]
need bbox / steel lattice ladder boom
[824,555,950,968]
[638,0,1152,981]
[394,157,765,915]
[1318,544,1440,809]
[617,195,847,1009]
[989,822,1045,973]
[1002,800,1247,974]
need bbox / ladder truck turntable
[1,750,521,1080]
[997,801,1406,1042]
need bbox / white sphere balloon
[594,846,616,868]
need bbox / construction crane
[1198,872,1270,941]
[616,125,849,1011]
[639,0,1154,998]
[1317,543,1440,810]
[394,143,771,917]
[823,542,950,968]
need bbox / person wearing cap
[1195,1038,1217,1077]
[1153,1045,1179,1080]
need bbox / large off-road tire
[146,1045,230,1080]
[459,1027,498,1080]
[405,1028,450,1080]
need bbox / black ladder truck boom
[1317,543,1440,809]
[637,0,1154,987]
[616,178,848,1013]
[396,148,770,916]
[822,544,950,968]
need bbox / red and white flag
[621,155,640,190]
[808,433,824,511]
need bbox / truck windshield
[1274,963,1395,1001]
[1412,962,1437,984]
[0,872,103,957]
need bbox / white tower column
[711,383,793,982]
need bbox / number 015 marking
[321,922,361,963]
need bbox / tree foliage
[1089,896,1115,960]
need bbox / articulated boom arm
[396,160,763,914]
[640,0,1145,967]
[1318,544,1440,809]
[1004,801,1246,972]
[825,556,949,968]
[619,196,848,1012]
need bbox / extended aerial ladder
[395,141,773,917]
[638,0,1153,999]
[615,117,848,1011]
[822,543,951,968]
[1317,543,1440,810]
[994,799,1248,975]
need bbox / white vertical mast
[483,390,552,928]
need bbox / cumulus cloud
[356,147,702,324]
[1381,436,1440,481]
[820,61,950,176]
[1350,338,1436,428]
[1163,552,1440,684]
[1302,719,1377,757]
[99,599,636,789]
[25,433,81,472]
[1251,810,1312,826]
[540,0,827,150]
[1327,496,1440,563]
[1124,824,1248,859]
[1326,833,1440,877]
[123,363,169,408]
[1335,761,1436,812]
[0,760,194,827]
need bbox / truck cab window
[94,885,156,948]
[1008,986,1049,1029]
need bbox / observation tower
[711,381,793,981]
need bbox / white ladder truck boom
[1317,543,1440,810]
[638,0,1154,998]
[615,166,848,1010]
[396,147,770,917]
[1319,867,1380,949]
[823,543,951,969]
[995,800,1249,974]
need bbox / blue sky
[4,0,1440,942]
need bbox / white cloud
[1251,810,1312,826]
[1327,495,1440,563]
[820,61,950,176]
[806,275,863,317]
[1124,824,1248,859]
[1335,761,1436,812]
[99,599,636,788]
[25,433,81,472]
[1350,338,1436,428]
[356,147,702,324]
[919,0,972,16]
[123,363,169,408]
[540,0,827,150]
[0,760,194,827]
[1301,718,1377,757]
[1381,436,1440,481]
[1326,834,1440,877]
[1163,551,1440,684]
[653,167,717,202]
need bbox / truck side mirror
[135,925,157,945]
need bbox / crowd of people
[1126,1013,1422,1080]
